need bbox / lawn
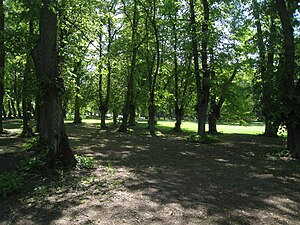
[66,118,266,135]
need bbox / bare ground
[0,121,300,225]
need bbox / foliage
[20,137,47,172]
[0,172,23,197]
[187,134,220,144]
[266,148,290,160]
[75,154,97,169]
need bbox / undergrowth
[187,134,220,144]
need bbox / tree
[189,0,211,135]
[119,0,142,132]
[276,0,300,159]
[32,0,76,169]
[0,0,4,133]
[252,0,279,137]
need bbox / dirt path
[0,122,299,224]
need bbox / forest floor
[0,119,300,225]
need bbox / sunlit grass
[156,120,265,135]
[3,118,268,135]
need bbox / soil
[0,121,299,225]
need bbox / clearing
[0,119,299,225]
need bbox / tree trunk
[199,0,210,136]
[276,0,299,159]
[73,62,82,124]
[189,0,204,135]
[2,105,6,118]
[22,57,33,136]
[208,110,218,134]
[174,106,183,132]
[11,100,17,118]
[0,0,4,133]
[129,103,136,126]
[32,1,76,169]
[73,94,81,123]
[7,100,12,118]
[100,106,108,129]
[148,100,156,135]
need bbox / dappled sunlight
[1,121,299,224]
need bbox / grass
[135,119,265,135]
[3,118,266,135]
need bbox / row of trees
[0,0,299,168]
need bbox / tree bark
[276,0,299,159]
[0,0,4,133]
[32,1,76,169]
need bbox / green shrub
[75,154,97,169]
[22,137,47,153]
[266,148,290,159]
[0,172,23,197]
[187,134,220,144]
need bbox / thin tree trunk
[73,62,82,124]
[2,105,6,118]
[11,100,17,118]
[32,1,76,169]
[7,100,12,118]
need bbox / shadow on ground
[0,121,299,224]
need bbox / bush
[0,172,23,197]
[187,134,220,144]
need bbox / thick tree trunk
[174,106,183,132]
[100,106,108,129]
[0,0,4,133]
[208,112,218,134]
[276,0,299,159]
[32,1,76,169]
